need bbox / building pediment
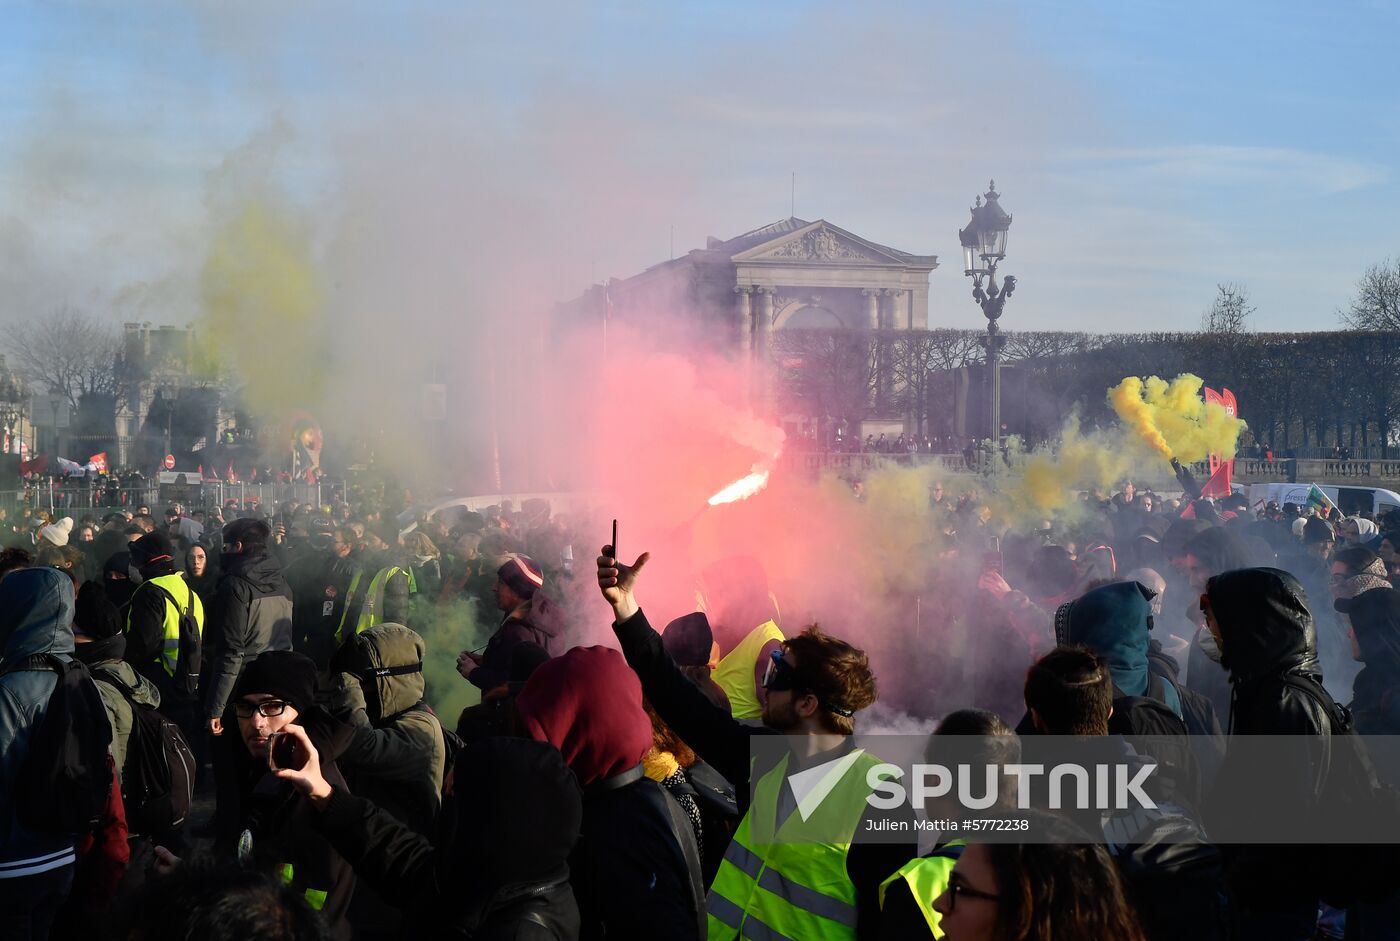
[732,221,928,267]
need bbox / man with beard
[597,545,914,940]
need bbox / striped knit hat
[498,554,545,599]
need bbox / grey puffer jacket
[204,549,294,722]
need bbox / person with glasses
[931,812,1147,941]
[598,544,915,940]
[212,650,356,940]
[878,709,1019,940]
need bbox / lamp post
[959,181,1016,471]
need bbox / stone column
[884,289,906,330]
[734,285,753,356]
[756,287,775,408]
[735,285,753,401]
[862,288,880,329]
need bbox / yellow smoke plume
[993,419,1141,522]
[197,199,326,416]
[1108,374,1245,463]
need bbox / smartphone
[611,519,618,557]
[267,731,305,772]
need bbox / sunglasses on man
[761,649,854,717]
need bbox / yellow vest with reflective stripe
[139,573,203,678]
[336,568,365,644]
[279,862,328,911]
[876,841,966,939]
[706,748,886,941]
[350,565,416,636]
[714,620,783,720]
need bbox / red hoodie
[516,646,653,786]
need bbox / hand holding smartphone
[268,730,307,772]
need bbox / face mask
[1197,629,1223,663]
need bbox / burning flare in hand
[708,466,772,506]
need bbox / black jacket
[204,549,295,721]
[219,708,357,940]
[613,608,915,940]
[468,609,558,692]
[312,737,581,940]
[1204,567,1335,909]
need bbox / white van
[1247,483,1400,518]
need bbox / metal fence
[2,481,333,517]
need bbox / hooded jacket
[313,737,582,939]
[329,623,446,836]
[204,548,295,722]
[0,568,83,880]
[1055,580,1180,710]
[75,634,161,781]
[1207,567,1329,735]
[1205,567,1339,909]
[516,646,703,941]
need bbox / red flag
[1179,501,1197,520]
[1201,460,1233,498]
[87,452,107,474]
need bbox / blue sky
[1,0,1395,334]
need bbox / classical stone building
[558,217,938,438]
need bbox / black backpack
[144,580,201,697]
[1,654,112,835]
[110,676,196,834]
[1110,692,1202,810]
[1104,804,1225,941]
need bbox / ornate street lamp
[959,181,1016,467]
[0,404,21,456]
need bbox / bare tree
[1202,283,1254,333]
[1341,258,1400,330]
[772,328,880,429]
[7,306,125,412]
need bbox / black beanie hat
[74,580,122,639]
[233,650,318,715]
[663,612,715,667]
[130,531,176,568]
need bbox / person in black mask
[103,549,140,611]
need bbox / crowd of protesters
[3,465,1400,941]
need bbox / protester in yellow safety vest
[336,562,415,643]
[877,709,1021,940]
[124,531,203,732]
[702,555,785,720]
[599,544,916,940]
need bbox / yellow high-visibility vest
[713,620,783,720]
[707,748,888,941]
[877,841,966,938]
